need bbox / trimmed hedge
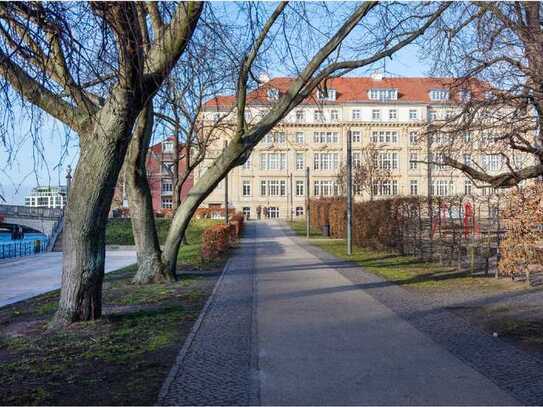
[201,212,244,261]
[311,197,421,252]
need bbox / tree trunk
[162,140,244,274]
[126,102,174,284]
[52,93,143,326]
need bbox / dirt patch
[0,263,224,405]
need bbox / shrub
[311,196,421,251]
[200,212,245,261]
[201,224,232,260]
[499,184,543,277]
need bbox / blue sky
[0,37,430,205]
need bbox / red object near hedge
[201,212,245,261]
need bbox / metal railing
[0,238,49,259]
[0,204,63,219]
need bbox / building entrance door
[243,207,251,220]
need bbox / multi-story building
[112,137,193,216]
[196,73,531,220]
[25,186,67,209]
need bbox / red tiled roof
[203,76,486,109]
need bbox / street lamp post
[346,130,353,256]
[224,140,229,224]
[305,166,310,239]
[65,165,72,206]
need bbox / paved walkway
[0,250,136,307]
[159,221,543,405]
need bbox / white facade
[25,186,66,209]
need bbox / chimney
[259,73,271,83]
[371,70,384,81]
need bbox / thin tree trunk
[162,140,244,274]
[127,101,174,284]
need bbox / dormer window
[162,141,174,153]
[317,88,336,101]
[459,89,471,103]
[430,89,449,101]
[267,88,279,101]
[368,88,398,101]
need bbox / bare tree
[337,143,391,200]
[125,25,233,284]
[0,2,203,325]
[420,2,543,190]
[159,2,450,276]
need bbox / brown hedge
[311,197,421,251]
[201,212,244,261]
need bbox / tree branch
[0,48,87,132]
[143,2,203,96]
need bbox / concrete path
[0,250,136,307]
[159,221,542,405]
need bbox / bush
[311,196,421,251]
[200,212,244,261]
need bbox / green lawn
[0,218,228,406]
[106,218,220,266]
[288,220,516,291]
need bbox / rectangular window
[371,130,398,144]
[464,179,472,195]
[260,152,287,170]
[409,131,419,145]
[314,152,339,171]
[268,180,280,196]
[389,109,397,121]
[352,109,361,120]
[313,132,338,144]
[295,206,304,217]
[430,89,449,101]
[372,180,398,196]
[161,180,173,193]
[314,180,339,197]
[376,151,399,170]
[432,179,455,196]
[463,154,472,166]
[372,109,381,121]
[410,180,418,195]
[409,109,418,120]
[429,110,438,121]
[481,154,502,171]
[296,180,304,196]
[317,88,336,100]
[314,109,325,122]
[264,132,285,144]
[242,180,251,197]
[161,198,173,209]
[162,141,174,153]
[295,110,305,122]
[352,152,361,167]
[431,153,446,170]
[368,88,398,100]
[351,131,361,143]
[242,158,251,169]
[296,153,304,170]
[295,132,305,144]
[330,109,339,121]
[409,152,418,170]
[463,132,471,143]
[260,180,287,197]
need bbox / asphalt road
[0,250,137,307]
